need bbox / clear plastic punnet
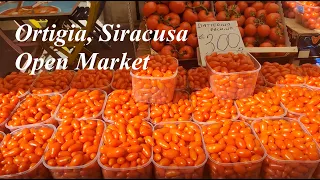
[206,52,261,100]
[295,1,320,30]
[203,120,267,179]
[30,70,75,95]
[102,90,150,123]
[130,58,178,104]
[235,102,287,124]
[55,88,107,123]
[152,121,207,179]
[150,90,191,125]
[252,118,320,179]
[5,93,63,132]
[187,67,210,92]
[43,119,106,179]
[192,101,240,125]
[70,69,114,94]
[97,121,153,179]
[0,124,56,179]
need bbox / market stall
[0,1,319,179]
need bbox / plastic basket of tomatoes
[144,1,215,61]
[206,52,261,100]
[213,1,291,58]
[5,93,62,132]
[252,118,320,178]
[43,119,105,179]
[0,124,56,179]
[295,1,320,30]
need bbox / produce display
[144,1,215,59]
[56,89,106,120]
[236,89,286,120]
[153,121,206,178]
[150,91,193,124]
[176,66,187,90]
[99,116,153,178]
[274,86,320,114]
[191,88,238,123]
[206,52,260,99]
[282,1,296,18]
[44,119,105,178]
[111,69,132,90]
[0,93,19,132]
[295,1,320,30]
[187,67,209,91]
[253,118,320,178]
[261,62,305,86]
[70,69,113,92]
[0,72,35,97]
[31,70,74,94]
[6,94,62,131]
[203,120,265,178]
[103,90,149,123]
[214,1,287,57]
[131,54,178,104]
[0,125,54,178]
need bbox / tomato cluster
[214,1,286,57]
[144,1,215,60]
[282,2,296,19]
[103,90,149,123]
[153,122,206,178]
[6,94,62,131]
[99,116,153,178]
[131,54,178,104]
[191,88,238,123]
[31,70,74,95]
[206,52,259,99]
[253,118,320,178]
[203,120,265,178]
[44,119,105,178]
[0,72,35,98]
[111,69,132,90]
[0,125,54,178]
[295,1,320,30]
[261,62,305,86]
[187,67,209,91]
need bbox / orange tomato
[206,52,258,99]
[235,88,285,120]
[0,72,35,97]
[7,94,61,130]
[253,118,320,178]
[0,92,20,132]
[191,88,238,123]
[305,76,320,88]
[131,54,178,104]
[31,70,74,94]
[44,119,105,179]
[176,66,187,90]
[153,122,206,178]
[151,91,193,124]
[104,90,149,123]
[57,89,106,120]
[70,69,113,93]
[261,62,304,86]
[99,116,153,179]
[187,67,209,91]
[111,69,132,90]
[0,125,54,178]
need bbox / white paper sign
[196,21,245,66]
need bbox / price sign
[196,21,245,66]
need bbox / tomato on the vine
[186,33,198,48]
[151,40,165,52]
[160,45,178,58]
[179,45,195,59]
[169,1,186,14]
[143,2,157,17]
[237,1,248,13]
[156,4,169,16]
[164,13,181,27]
[244,7,256,18]
[183,8,199,24]
[244,24,257,36]
[176,22,191,34]
[266,13,281,27]
[215,1,227,13]
[146,15,160,30]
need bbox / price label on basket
[196,21,245,66]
